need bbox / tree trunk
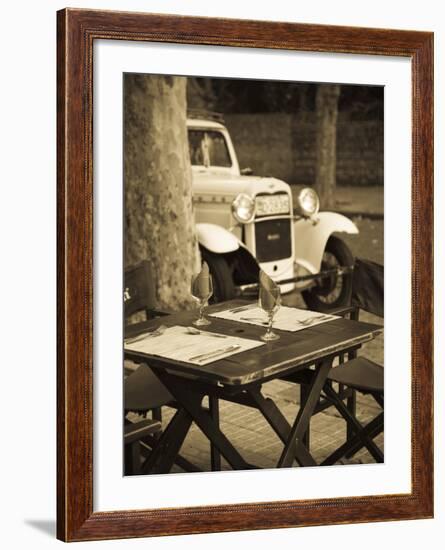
[314,84,340,209]
[124,74,198,310]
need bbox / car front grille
[255,219,292,263]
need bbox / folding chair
[124,260,198,474]
[124,418,162,475]
[124,260,218,473]
[321,258,384,465]
[124,260,173,425]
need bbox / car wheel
[302,236,354,312]
[200,249,236,304]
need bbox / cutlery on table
[189,344,241,363]
[228,304,255,314]
[240,316,268,325]
[297,315,333,326]
[125,325,167,344]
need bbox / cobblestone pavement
[161,382,382,473]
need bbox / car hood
[192,173,290,199]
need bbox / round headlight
[231,193,256,223]
[298,187,320,217]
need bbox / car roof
[186,118,226,130]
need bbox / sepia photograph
[123,74,384,476]
[53,6,434,541]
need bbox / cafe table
[124,299,382,474]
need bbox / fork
[125,325,167,344]
[298,315,332,326]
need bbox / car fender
[294,212,358,273]
[196,223,240,254]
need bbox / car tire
[200,249,236,304]
[302,236,354,312]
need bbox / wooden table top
[124,300,382,387]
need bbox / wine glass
[258,285,281,341]
[191,274,213,326]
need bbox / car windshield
[188,130,232,168]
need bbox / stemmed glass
[258,285,281,341]
[191,274,213,326]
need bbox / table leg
[155,371,252,471]
[277,359,333,468]
[141,408,193,474]
[247,388,304,467]
[139,435,202,472]
[300,383,311,451]
[209,396,222,471]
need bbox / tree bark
[124,74,198,310]
[314,84,340,209]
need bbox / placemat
[209,304,339,332]
[125,325,264,365]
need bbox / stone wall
[225,113,383,186]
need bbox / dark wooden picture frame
[57,8,434,542]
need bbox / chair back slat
[124,260,156,320]
[351,258,384,318]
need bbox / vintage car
[187,112,358,311]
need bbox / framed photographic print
[57,8,433,542]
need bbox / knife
[240,317,268,325]
[189,344,241,363]
[228,304,255,314]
